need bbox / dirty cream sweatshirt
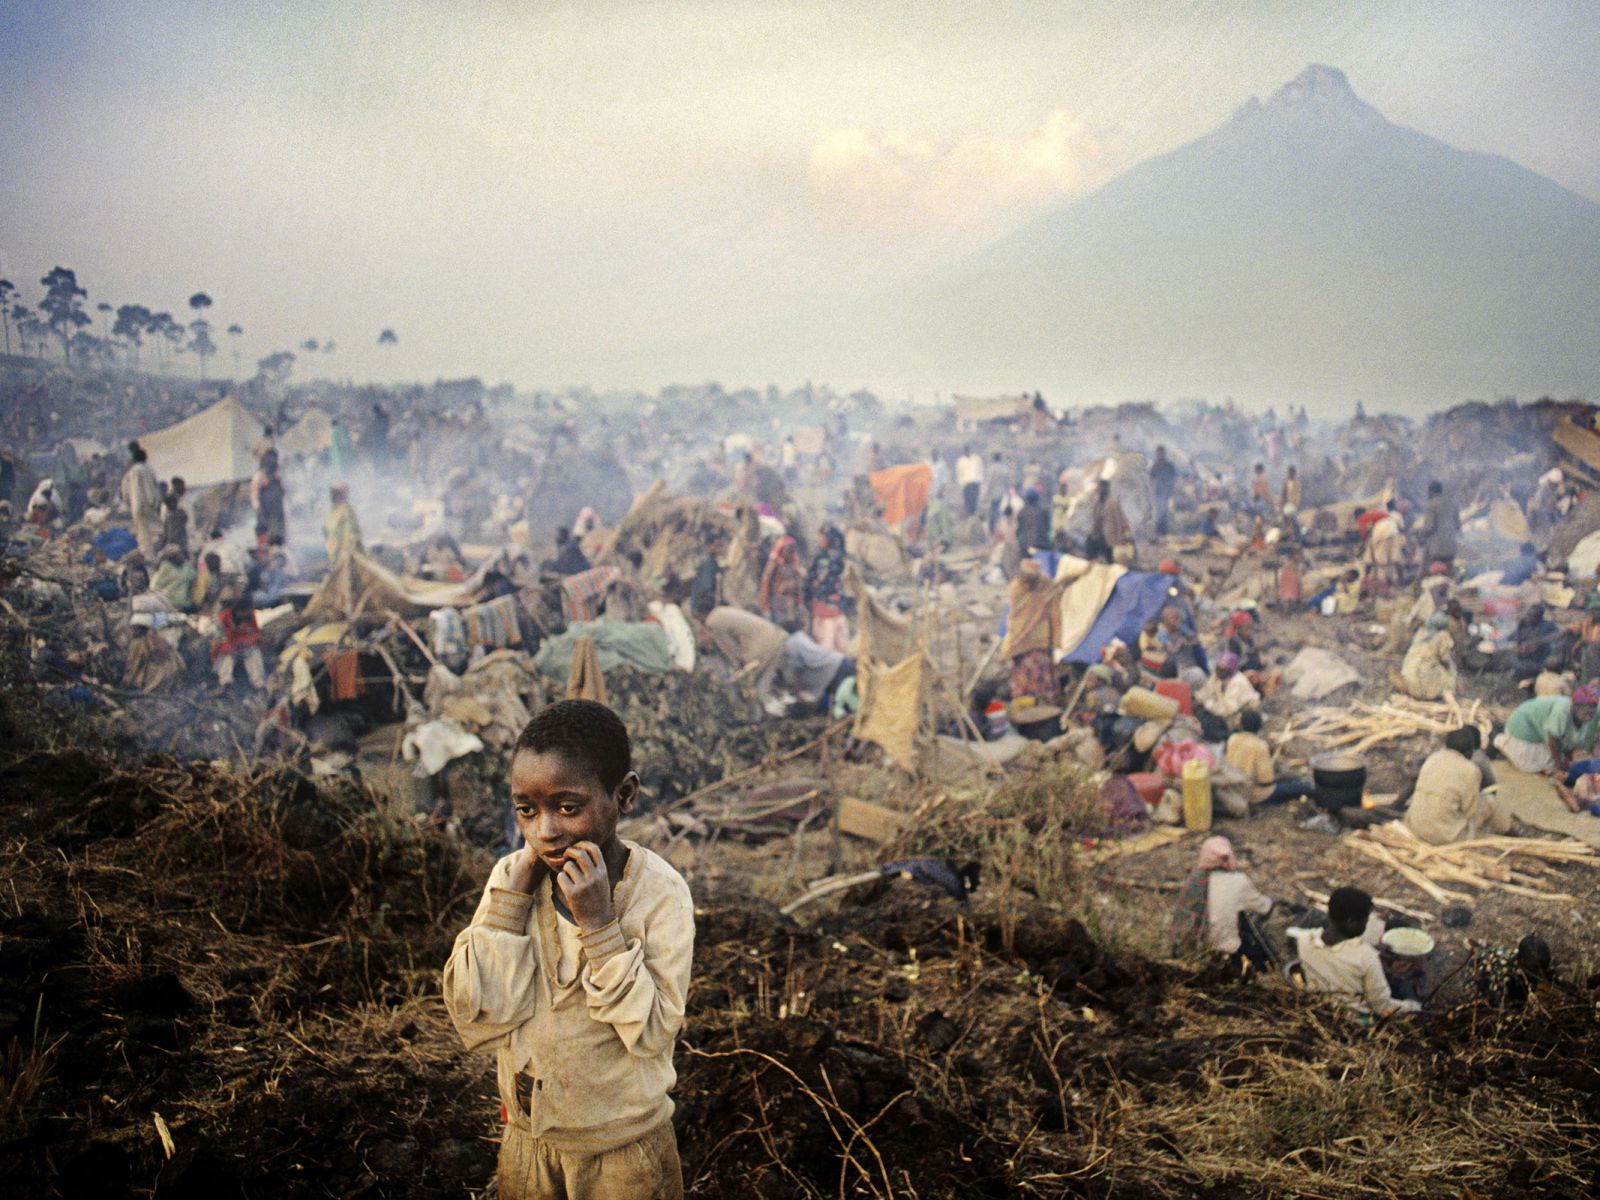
[442,841,694,1154]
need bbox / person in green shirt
[1494,688,1600,795]
[150,545,198,612]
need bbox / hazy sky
[2,0,1596,394]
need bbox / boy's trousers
[497,1119,682,1200]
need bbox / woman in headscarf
[1170,836,1273,971]
[759,535,805,632]
[1399,611,1457,701]
[806,524,851,654]
[1001,560,1061,703]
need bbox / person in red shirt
[211,594,265,690]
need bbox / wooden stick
[386,610,440,668]
[653,717,852,817]
[780,869,883,916]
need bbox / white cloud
[807,111,1102,228]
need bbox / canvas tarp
[1054,558,1127,658]
[300,552,477,623]
[532,619,674,681]
[1062,571,1177,665]
[854,585,918,669]
[139,396,263,489]
[868,463,933,527]
[854,653,923,773]
[277,407,334,458]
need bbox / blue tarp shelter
[1063,571,1187,665]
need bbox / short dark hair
[513,700,632,794]
[1327,886,1372,939]
[129,441,147,462]
[1428,480,1442,495]
[1239,710,1263,733]
[1516,934,1551,975]
[1444,725,1480,756]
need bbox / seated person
[1494,688,1599,809]
[1170,836,1273,973]
[250,543,294,608]
[1501,541,1540,587]
[1225,710,1313,807]
[1399,611,1457,701]
[1404,726,1517,844]
[1195,651,1260,741]
[1222,610,1263,673]
[150,544,197,610]
[1293,886,1419,1017]
[1509,604,1565,683]
[1470,934,1552,1007]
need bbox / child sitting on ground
[443,700,694,1200]
[1170,835,1274,976]
[1293,886,1420,1018]
[1471,934,1552,1007]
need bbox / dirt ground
[6,538,1600,1197]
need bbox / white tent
[139,396,264,488]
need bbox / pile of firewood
[1345,819,1597,904]
[1277,693,1499,756]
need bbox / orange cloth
[868,463,933,527]
[324,649,363,700]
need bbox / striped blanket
[560,566,617,625]
[463,595,522,649]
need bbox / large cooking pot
[1311,752,1367,812]
[1311,753,1367,792]
[1013,705,1063,742]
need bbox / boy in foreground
[443,700,694,1199]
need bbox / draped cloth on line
[566,634,608,704]
[854,654,923,773]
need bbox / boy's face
[510,749,637,873]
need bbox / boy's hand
[504,846,549,896]
[555,841,613,931]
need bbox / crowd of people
[5,367,1598,1032]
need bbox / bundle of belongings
[404,651,547,777]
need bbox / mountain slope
[884,64,1600,408]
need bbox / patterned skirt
[1010,648,1060,702]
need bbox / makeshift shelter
[1054,559,1128,657]
[300,552,477,623]
[532,619,674,681]
[952,394,1029,425]
[868,463,933,527]
[598,481,739,588]
[138,396,263,489]
[1062,571,1183,665]
[277,407,334,459]
[848,569,983,773]
[1554,417,1600,485]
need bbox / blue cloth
[87,527,138,563]
[1502,552,1539,587]
[1064,571,1191,665]
[1564,757,1600,786]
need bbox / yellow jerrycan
[1181,758,1213,832]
